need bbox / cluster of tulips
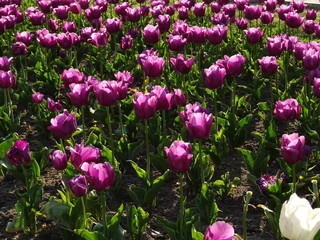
[1,0,320,239]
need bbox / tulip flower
[185,112,213,139]
[276,5,293,21]
[47,98,62,112]
[93,80,118,106]
[284,11,304,29]
[114,71,134,85]
[167,34,187,52]
[313,78,320,98]
[244,5,262,20]
[105,18,122,33]
[157,15,170,33]
[0,70,16,89]
[116,81,129,100]
[15,32,33,46]
[256,173,287,194]
[290,0,307,13]
[281,133,305,164]
[244,27,264,44]
[172,89,186,107]
[140,55,165,78]
[258,56,278,75]
[178,6,189,20]
[151,85,173,110]
[61,68,84,87]
[260,11,274,24]
[234,0,249,11]
[306,9,317,20]
[0,57,13,71]
[89,31,109,47]
[204,221,236,240]
[50,150,68,171]
[37,32,57,48]
[47,110,77,139]
[204,64,226,89]
[6,140,30,166]
[68,175,87,197]
[70,2,81,14]
[293,42,309,60]
[211,3,221,13]
[32,92,44,104]
[274,98,301,121]
[187,26,206,44]
[193,2,206,17]
[67,83,92,107]
[235,18,248,30]
[265,0,277,12]
[62,21,76,33]
[132,92,157,119]
[302,20,315,34]
[142,24,160,44]
[170,54,195,74]
[180,102,209,123]
[126,7,141,22]
[53,6,69,19]
[81,162,115,191]
[164,141,193,173]
[12,42,28,56]
[206,25,228,45]
[67,141,101,170]
[223,54,246,77]
[302,49,319,71]
[222,4,237,18]
[120,34,133,50]
[279,193,320,240]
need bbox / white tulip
[279,193,320,240]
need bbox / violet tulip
[265,0,277,12]
[185,112,213,139]
[302,49,320,70]
[244,27,264,44]
[16,31,33,46]
[89,31,109,47]
[164,141,193,173]
[121,34,133,50]
[172,88,186,107]
[204,221,235,240]
[313,78,320,98]
[50,150,68,171]
[223,54,246,77]
[105,18,122,33]
[206,25,228,45]
[53,6,69,20]
[6,140,30,166]
[37,32,57,48]
[93,80,118,106]
[193,2,206,17]
[258,56,278,75]
[81,162,115,191]
[126,7,141,22]
[151,85,173,110]
[132,92,157,119]
[67,141,101,170]
[302,20,315,35]
[266,36,283,56]
[140,55,165,78]
[142,24,161,44]
[157,15,171,33]
[115,71,134,85]
[170,54,195,74]
[222,4,237,18]
[256,173,287,194]
[47,98,62,112]
[67,83,92,107]
[281,133,305,164]
[178,6,189,20]
[291,0,307,13]
[12,42,27,56]
[204,64,226,89]
[234,0,249,11]
[260,11,274,24]
[274,98,301,121]
[306,9,317,20]
[167,34,187,52]
[244,5,262,20]
[68,175,87,197]
[62,21,76,33]
[180,102,209,123]
[61,68,84,87]
[236,18,248,30]
[32,92,44,104]
[0,70,16,88]
[0,57,13,71]
[187,26,206,44]
[293,42,309,60]
[48,19,59,32]
[47,110,77,139]
[285,11,304,29]
[116,81,129,100]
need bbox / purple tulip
[116,81,129,100]
[170,54,195,74]
[313,78,320,98]
[234,0,249,11]
[68,175,87,197]
[114,71,134,85]
[105,18,122,33]
[293,42,309,60]
[61,68,84,87]
[265,0,277,12]
[178,6,189,20]
[126,7,141,22]
[222,4,236,18]
[187,26,206,44]
[16,31,33,46]
[81,27,95,42]
[302,20,315,34]
[151,85,173,110]
[302,49,319,70]
[204,64,226,89]
[165,5,175,16]
[164,141,193,173]
[256,173,287,194]
[79,0,90,9]
[129,28,139,38]
[141,5,150,17]
[53,5,69,20]
[180,102,209,123]
[172,20,189,38]
[0,70,16,89]
[157,15,170,33]
[244,5,262,20]
[281,133,305,164]
[151,5,164,19]
[93,80,118,106]
[140,55,165,78]
[211,13,230,25]
[95,0,108,12]
[48,19,59,32]
[167,34,187,52]
[12,42,27,56]
[27,11,45,26]
[132,92,157,119]
[47,110,77,139]
[67,141,101,170]
[121,34,133,50]
[70,2,81,14]
[172,88,186,107]
[284,11,304,29]
[62,21,76,33]
[306,9,317,20]
[290,0,307,13]
[274,98,301,121]
[244,27,264,44]
[50,150,68,171]
[193,2,206,17]
[258,56,278,75]
[32,92,44,104]
[185,112,213,139]
[114,2,131,18]
[210,3,221,13]
[276,5,293,21]
[206,25,228,45]
[81,162,115,191]
[235,18,248,30]
[57,32,75,49]
[0,57,13,71]
[47,98,62,112]
[260,11,274,24]
[89,31,109,47]
[38,0,52,14]
[6,140,30,166]
[38,32,57,48]
[266,36,283,56]
[204,221,235,240]
[137,48,158,66]
[67,83,92,107]
[142,24,160,44]
[223,54,246,77]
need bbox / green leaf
[237,148,254,174]
[41,201,71,228]
[128,160,148,186]
[74,229,103,240]
[144,170,169,206]
[0,137,16,158]
[30,159,41,183]
[191,226,204,240]
[157,216,177,240]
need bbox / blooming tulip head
[306,9,317,20]
[68,175,87,197]
[151,85,173,110]
[47,98,62,112]
[89,32,109,47]
[302,49,319,71]
[223,54,246,77]
[204,221,236,240]
[132,92,157,119]
[67,141,101,170]
[193,2,206,17]
[258,56,278,75]
[62,21,76,33]
[93,80,118,106]
[290,0,307,13]
[256,173,287,194]
[67,83,92,107]
[121,34,133,50]
[274,98,301,121]
[281,133,305,164]
[204,64,226,89]
[114,71,134,85]
[157,15,171,33]
[105,18,122,33]
[260,11,274,24]
[12,42,28,56]
[293,42,309,60]
[140,55,165,78]
[234,0,249,11]
[284,11,304,29]
[244,27,264,44]
[266,36,283,56]
[235,18,248,30]
[187,26,207,44]
[142,24,160,44]
[170,54,195,74]
[15,31,33,46]
[0,57,13,71]
[32,92,44,104]
[302,20,315,34]
[167,34,187,52]
[0,70,16,89]
[244,5,262,20]
[185,112,213,139]
[180,102,209,123]
[50,150,68,171]
[164,141,193,173]
[6,140,30,166]
[61,68,84,87]
[81,162,115,191]
[265,0,277,12]
[172,89,186,107]
[276,5,293,21]
[206,25,228,45]
[47,110,77,139]
[279,193,320,240]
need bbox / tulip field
[1,0,320,239]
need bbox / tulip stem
[242,191,252,240]
[6,89,13,122]
[4,88,8,115]
[100,190,108,238]
[213,89,219,134]
[162,110,167,136]
[292,163,296,193]
[198,140,204,184]
[81,106,86,143]
[312,180,320,208]
[106,106,115,162]
[60,139,66,153]
[145,119,150,181]
[21,165,29,190]
[81,196,87,229]
[179,173,184,239]
[117,101,125,137]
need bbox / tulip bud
[204,64,226,89]
[50,150,68,171]
[281,133,305,164]
[68,175,87,197]
[6,140,30,166]
[164,140,193,173]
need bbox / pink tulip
[132,92,157,119]
[164,141,193,173]
[47,110,77,139]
